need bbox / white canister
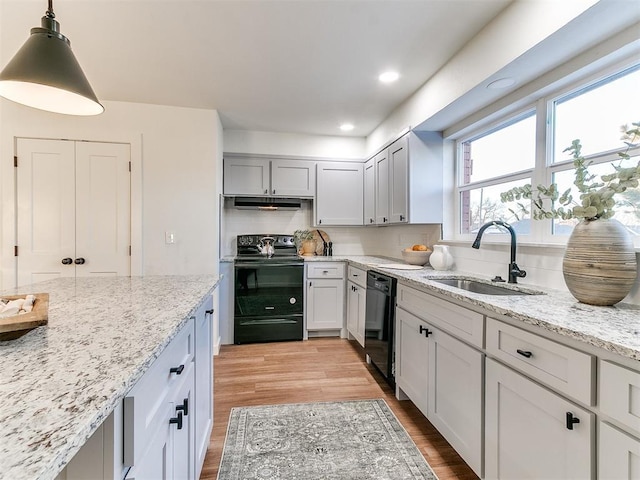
[429,245,454,271]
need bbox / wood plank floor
[200,338,478,480]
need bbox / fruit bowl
[401,249,432,266]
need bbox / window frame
[453,60,640,248]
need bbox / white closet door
[75,142,131,277]
[16,138,76,286]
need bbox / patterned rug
[217,399,438,480]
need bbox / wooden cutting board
[0,293,49,340]
[312,229,331,256]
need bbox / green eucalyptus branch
[500,122,640,221]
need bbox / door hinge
[14,245,18,256]
[14,156,18,167]
[129,245,132,256]
[128,161,131,172]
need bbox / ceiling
[0,0,514,137]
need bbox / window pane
[553,67,640,162]
[461,179,531,235]
[552,155,640,237]
[461,114,536,185]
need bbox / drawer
[124,317,195,466]
[486,317,594,405]
[347,265,366,288]
[307,262,345,279]
[396,283,484,348]
[600,360,640,436]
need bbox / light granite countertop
[304,255,640,362]
[0,275,219,480]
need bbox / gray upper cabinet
[315,162,364,226]
[363,158,375,226]
[223,156,316,197]
[367,131,443,225]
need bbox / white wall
[224,129,365,159]
[0,100,221,288]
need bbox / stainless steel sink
[431,278,542,296]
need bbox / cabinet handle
[170,364,185,375]
[176,398,189,416]
[516,349,532,358]
[400,214,405,221]
[566,412,580,430]
[273,189,276,194]
[205,309,214,315]
[309,281,312,288]
[319,219,322,224]
[264,189,268,194]
[419,325,432,337]
[169,411,183,430]
[61,257,73,265]
[369,218,374,224]
[383,217,387,223]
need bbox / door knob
[74,257,85,265]
[61,258,73,265]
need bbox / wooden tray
[0,293,49,341]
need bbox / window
[458,112,535,235]
[455,62,640,246]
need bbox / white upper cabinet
[315,162,364,226]
[363,158,375,226]
[223,156,315,197]
[367,131,443,225]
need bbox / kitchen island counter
[304,255,640,363]
[0,275,219,480]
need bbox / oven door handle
[234,262,303,267]
[238,318,300,325]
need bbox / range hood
[233,197,303,210]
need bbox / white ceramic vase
[429,245,454,271]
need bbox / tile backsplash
[221,197,442,259]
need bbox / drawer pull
[169,411,183,430]
[170,364,185,375]
[516,349,533,358]
[566,412,580,430]
[419,325,432,337]
[205,309,214,315]
[176,398,189,416]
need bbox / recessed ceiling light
[340,123,354,132]
[487,77,517,89]
[379,71,399,83]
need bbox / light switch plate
[165,231,176,244]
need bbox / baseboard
[214,335,222,356]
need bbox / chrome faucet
[472,220,526,284]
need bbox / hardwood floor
[200,338,478,480]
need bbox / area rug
[217,399,438,480]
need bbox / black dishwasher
[364,270,397,388]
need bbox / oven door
[234,261,304,344]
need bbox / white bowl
[401,249,432,266]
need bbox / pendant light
[0,0,103,115]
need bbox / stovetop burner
[236,234,299,259]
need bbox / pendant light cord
[46,0,55,19]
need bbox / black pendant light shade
[0,2,103,115]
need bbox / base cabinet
[346,280,366,347]
[306,263,345,335]
[194,299,214,479]
[599,421,640,479]
[395,306,483,476]
[485,358,594,480]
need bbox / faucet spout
[472,221,526,283]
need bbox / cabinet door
[599,421,640,480]
[374,150,389,224]
[316,162,363,226]
[363,158,376,226]
[389,136,409,223]
[172,364,195,480]
[223,157,270,195]
[306,279,345,330]
[271,159,315,197]
[194,298,214,479]
[346,282,365,347]
[485,358,594,480]
[126,404,174,480]
[428,328,483,477]
[395,308,429,417]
